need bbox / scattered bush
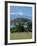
[10,24,32,33]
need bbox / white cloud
[17,12,23,16]
[10,12,24,17]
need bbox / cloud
[10,12,24,17]
[17,12,23,16]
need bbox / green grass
[10,32,32,40]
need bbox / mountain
[10,18,32,25]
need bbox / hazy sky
[10,6,32,20]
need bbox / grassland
[10,32,32,40]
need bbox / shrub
[27,26,32,32]
[15,25,25,32]
[10,27,16,33]
[27,22,32,32]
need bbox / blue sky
[10,6,32,20]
